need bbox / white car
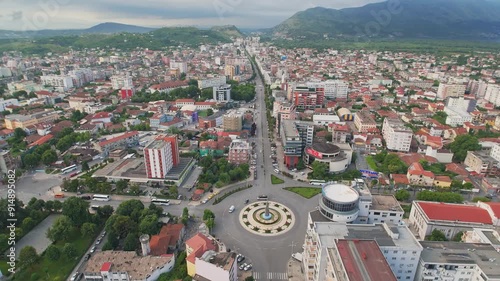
[70,272,79,281]
[90,246,96,253]
[201,199,208,204]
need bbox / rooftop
[370,194,403,212]
[416,201,492,225]
[197,251,236,271]
[282,119,300,138]
[84,251,172,280]
[322,184,359,203]
[419,241,500,278]
[334,240,397,281]
[310,142,340,154]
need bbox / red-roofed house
[150,80,189,93]
[186,233,217,276]
[409,201,495,240]
[150,224,185,256]
[407,162,435,187]
[98,131,139,155]
[90,112,113,124]
[28,134,54,148]
[391,174,409,186]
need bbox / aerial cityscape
[1,0,500,281]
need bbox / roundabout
[239,200,295,236]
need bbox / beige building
[227,140,250,165]
[464,150,499,176]
[4,110,59,129]
[354,110,377,133]
[382,118,413,152]
[437,83,466,99]
[223,112,243,132]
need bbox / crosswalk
[253,272,288,280]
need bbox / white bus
[61,164,77,174]
[309,180,326,186]
[92,194,111,201]
[151,198,170,206]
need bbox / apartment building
[170,61,188,73]
[415,242,500,281]
[213,85,231,103]
[274,102,296,132]
[408,201,496,240]
[111,73,133,90]
[292,86,325,110]
[227,140,250,165]
[306,80,348,99]
[407,162,435,187]
[0,98,19,112]
[194,252,237,281]
[354,110,377,133]
[144,136,179,179]
[445,97,476,113]
[382,118,413,152]
[40,75,74,91]
[464,150,499,177]
[280,120,314,168]
[223,112,243,132]
[331,124,351,144]
[198,111,224,129]
[198,76,226,89]
[303,214,422,281]
[4,110,59,129]
[98,131,139,155]
[437,83,466,99]
[186,233,218,277]
[484,84,500,106]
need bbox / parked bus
[309,180,326,186]
[61,164,77,174]
[151,198,170,206]
[92,194,111,201]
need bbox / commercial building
[306,80,349,99]
[292,86,325,110]
[464,150,499,177]
[280,120,314,168]
[213,85,231,103]
[83,251,175,281]
[312,114,340,126]
[354,111,377,133]
[198,76,227,89]
[223,112,243,132]
[408,201,496,240]
[40,75,74,91]
[317,182,404,224]
[227,140,250,165]
[194,251,237,281]
[382,118,413,152]
[304,142,352,173]
[144,135,179,179]
[111,73,133,90]
[303,215,422,281]
[437,83,466,99]
[415,242,500,281]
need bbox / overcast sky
[0,0,384,30]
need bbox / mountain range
[270,0,500,40]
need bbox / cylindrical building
[319,183,359,222]
[139,234,150,256]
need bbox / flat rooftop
[419,241,500,278]
[145,140,168,150]
[371,194,403,212]
[334,240,397,281]
[282,120,300,138]
[199,251,236,271]
[84,251,172,280]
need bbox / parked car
[239,263,248,270]
[90,246,96,253]
[237,254,245,263]
[80,195,91,200]
[70,272,79,281]
[201,199,208,204]
[244,264,252,271]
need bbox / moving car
[257,195,268,200]
[228,205,235,213]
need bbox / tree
[45,245,61,261]
[62,197,90,227]
[245,277,255,281]
[206,108,214,116]
[452,231,464,242]
[296,159,306,170]
[81,222,97,237]
[472,196,491,202]
[116,199,144,221]
[22,217,36,231]
[41,149,58,166]
[46,215,73,242]
[23,154,40,169]
[112,215,137,238]
[139,214,160,235]
[123,232,139,251]
[81,161,90,172]
[52,200,63,212]
[416,190,463,203]
[203,209,215,221]
[19,246,38,267]
[182,207,189,225]
[311,161,328,180]
[449,135,481,162]
[395,190,410,201]
[427,229,447,241]
[97,205,114,219]
[14,128,27,139]
[62,243,77,259]
[116,179,128,192]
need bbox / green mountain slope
[271,0,500,40]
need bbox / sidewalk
[189,179,252,206]
[287,257,304,281]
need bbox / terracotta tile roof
[485,202,500,219]
[185,233,217,264]
[417,201,492,224]
[445,163,469,176]
[99,131,138,147]
[391,174,409,185]
[408,162,435,178]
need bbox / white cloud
[0,0,384,30]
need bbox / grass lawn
[271,175,285,185]
[285,187,322,199]
[14,227,96,281]
[365,156,378,171]
[198,110,208,117]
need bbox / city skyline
[0,0,384,30]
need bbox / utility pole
[289,241,296,257]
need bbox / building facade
[292,85,325,110]
[223,112,243,132]
[382,118,413,152]
[213,85,231,103]
[228,140,250,165]
[280,120,314,168]
[354,111,377,133]
[437,83,466,99]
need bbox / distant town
[0,34,499,281]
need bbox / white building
[198,76,226,89]
[143,139,174,179]
[213,84,231,103]
[303,213,422,281]
[306,80,349,99]
[444,107,472,127]
[382,118,413,152]
[68,68,94,87]
[484,84,500,106]
[40,75,74,91]
[169,61,188,73]
[111,74,133,90]
[415,242,500,281]
[437,83,466,99]
[312,114,340,126]
[0,98,20,112]
[194,251,237,281]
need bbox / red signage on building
[306,148,323,159]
